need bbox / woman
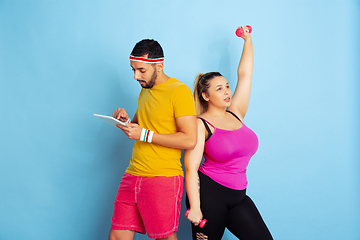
[184,26,273,240]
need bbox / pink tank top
[198,112,258,190]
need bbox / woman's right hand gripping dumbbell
[185,209,207,228]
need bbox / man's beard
[141,69,157,89]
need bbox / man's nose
[134,71,140,80]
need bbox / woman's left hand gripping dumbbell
[185,209,207,228]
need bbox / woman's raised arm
[228,26,254,120]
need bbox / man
[109,39,197,240]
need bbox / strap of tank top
[198,117,213,141]
[198,117,215,127]
[226,110,242,123]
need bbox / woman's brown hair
[193,72,223,115]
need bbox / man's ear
[156,62,164,72]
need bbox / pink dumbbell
[235,25,252,37]
[184,209,207,228]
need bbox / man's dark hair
[130,39,164,59]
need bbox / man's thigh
[110,173,146,233]
[137,175,184,239]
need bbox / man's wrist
[140,128,154,143]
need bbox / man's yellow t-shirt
[125,77,196,177]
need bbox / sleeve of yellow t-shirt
[172,84,196,118]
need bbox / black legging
[186,171,273,240]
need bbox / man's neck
[154,73,170,87]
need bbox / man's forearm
[151,131,197,150]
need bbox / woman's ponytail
[194,73,205,116]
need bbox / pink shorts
[111,172,184,239]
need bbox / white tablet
[94,114,128,128]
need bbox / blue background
[1,1,359,239]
